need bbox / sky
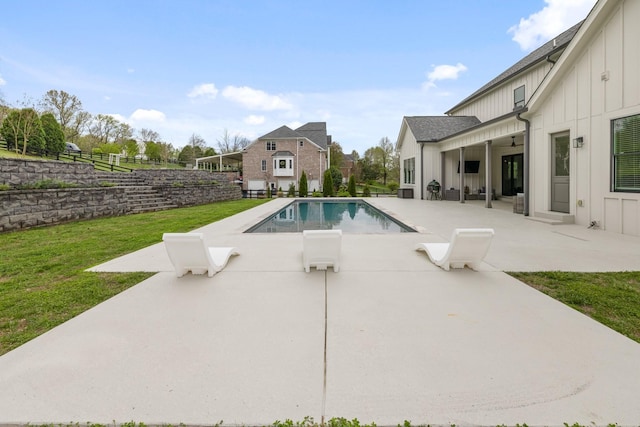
[0,0,597,155]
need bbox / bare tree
[67,111,92,144]
[89,114,120,144]
[139,128,160,143]
[216,128,250,153]
[188,133,207,149]
[114,122,134,144]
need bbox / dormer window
[514,85,525,110]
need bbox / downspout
[420,143,424,200]
[516,113,531,216]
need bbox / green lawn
[0,199,270,355]
[508,271,640,343]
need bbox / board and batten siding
[449,62,552,122]
[529,0,640,235]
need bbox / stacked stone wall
[0,187,127,232]
[0,159,243,232]
[156,184,242,207]
[0,158,99,187]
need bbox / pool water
[245,200,416,233]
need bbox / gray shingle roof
[257,122,328,150]
[272,151,294,157]
[295,122,328,149]
[446,21,584,114]
[259,125,300,140]
[404,116,481,142]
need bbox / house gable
[446,22,583,122]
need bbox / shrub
[287,182,296,197]
[362,184,371,197]
[322,170,335,197]
[387,181,399,192]
[347,175,357,196]
[299,171,308,197]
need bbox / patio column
[440,151,445,200]
[485,140,492,208]
[459,147,465,203]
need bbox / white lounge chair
[303,229,342,273]
[162,232,238,277]
[415,228,494,271]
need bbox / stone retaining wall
[156,183,242,207]
[0,158,99,187]
[0,159,243,232]
[0,187,127,232]
[133,169,232,186]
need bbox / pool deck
[1,197,639,426]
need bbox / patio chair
[303,229,342,273]
[162,232,238,277]
[415,228,494,271]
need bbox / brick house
[242,122,330,194]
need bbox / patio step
[527,211,575,225]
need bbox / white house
[397,0,640,236]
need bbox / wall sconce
[573,136,584,148]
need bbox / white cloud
[127,68,135,74]
[422,63,468,90]
[244,115,265,125]
[0,74,6,86]
[222,85,293,111]
[188,83,219,99]
[130,108,166,122]
[508,0,597,51]
[108,113,128,123]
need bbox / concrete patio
[0,197,639,426]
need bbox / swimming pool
[245,200,416,233]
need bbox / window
[266,141,276,151]
[612,114,640,192]
[299,140,304,147]
[514,85,525,110]
[273,154,294,176]
[403,157,415,184]
[261,160,267,171]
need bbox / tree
[330,141,345,169]
[67,111,92,144]
[299,170,308,197]
[123,139,141,158]
[114,122,134,144]
[188,133,207,150]
[40,112,65,153]
[360,148,382,183]
[376,136,395,186]
[322,170,335,197]
[139,128,160,144]
[347,174,357,196]
[217,129,251,153]
[41,90,84,142]
[178,145,201,165]
[89,114,120,144]
[0,108,45,155]
[145,141,161,162]
[329,166,342,191]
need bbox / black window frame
[611,113,640,193]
